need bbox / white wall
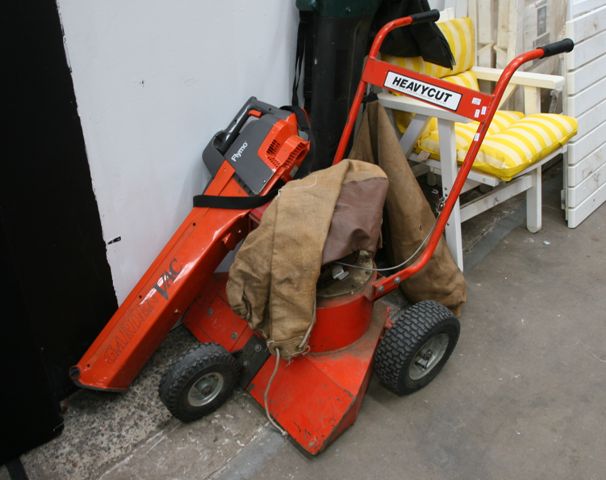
[56,0,298,302]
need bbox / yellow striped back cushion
[417,113,578,181]
[382,17,475,78]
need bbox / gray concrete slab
[10,167,606,480]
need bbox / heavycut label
[385,71,462,111]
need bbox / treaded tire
[375,300,460,395]
[159,343,239,422]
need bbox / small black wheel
[159,343,240,422]
[375,300,460,395]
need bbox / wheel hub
[187,372,224,407]
[409,333,449,381]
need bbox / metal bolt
[174,308,181,315]
[231,332,238,340]
[254,344,262,352]
[377,286,385,293]
[207,307,214,316]
[394,277,401,285]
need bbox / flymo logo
[385,72,462,111]
[230,142,248,163]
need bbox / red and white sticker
[385,71,462,111]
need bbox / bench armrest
[472,66,565,90]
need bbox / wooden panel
[566,53,606,95]
[565,75,606,116]
[565,0,606,228]
[567,142,606,184]
[567,161,606,207]
[574,97,606,135]
[566,29,606,70]
[568,120,606,162]
[566,181,606,227]
[565,5,606,42]
[570,0,606,17]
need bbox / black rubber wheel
[374,300,460,395]
[159,343,240,422]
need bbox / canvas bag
[226,159,388,359]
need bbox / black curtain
[2,0,118,463]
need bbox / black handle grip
[409,9,440,24]
[541,38,574,58]
[214,96,276,154]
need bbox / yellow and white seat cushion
[383,17,578,181]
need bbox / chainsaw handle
[214,96,277,154]
[409,9,440,25]
[540,38,574,58]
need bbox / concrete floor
[3,168,605,480]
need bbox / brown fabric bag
[226,159,388,359]
[348,101,466,315]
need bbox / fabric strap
[193,183,282,210]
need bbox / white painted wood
[564,0,606,227]
[399,115,431,157]
[460,174,533,222]
[495,0,512,68]
[472,66,565,90]
[470,0,495,67]
[570,0,606,18]
[454,0,467,16]
[568,121,606,162]
[526,167,542,232]
[567,181,606,227]
[437,119,464,271]
[565,75,606,116]
[573,97,606,136]
[423,159,502,187]
[565,5,606,42]
[440,7,456,20]
[567,142,606,184]
[497,84,518,109]
[440,0,467,16]
[567,161,606,207]
[565,53,606,95]
[523,86,541,114]
[567,29,606,69]
[411,162,430,177]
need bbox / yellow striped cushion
[442,69,479,90]
[383,17,476,78]
[417,113,578,181]
[474,114,578,180]
[418,110,524,156]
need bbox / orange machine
[71,98,310,391]
[73,11,573,455]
